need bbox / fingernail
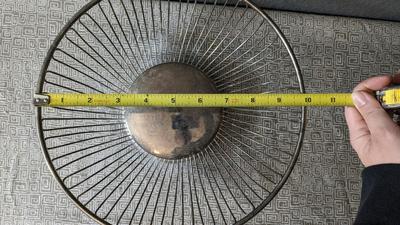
[352,92,367,108]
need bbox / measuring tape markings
[382,89,400,105]
[45,93,354,107]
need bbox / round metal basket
[36,0,305,224]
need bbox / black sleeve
[354,164,400,225]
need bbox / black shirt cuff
[354,164,400,225]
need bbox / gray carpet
[1,0,400,224]
[253,0,400,22]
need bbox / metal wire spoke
[184,0,222,64]
[77,152,148,202]
[197,11,259,70]
[52,49,126,93]
[188,0,241,65]
[36,0,305,224]
[194,3,247,67]
[97,3,140,76]
[209,140,265,203]
[66,28,134,86]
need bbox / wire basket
[36,0,306,224]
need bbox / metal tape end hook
[33,94,50,107]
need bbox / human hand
[345,74,400,167]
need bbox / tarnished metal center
[124,63,221,159]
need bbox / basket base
[124,63,221,159]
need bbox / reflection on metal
[125,63,221,159]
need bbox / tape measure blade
[44,93,354,107]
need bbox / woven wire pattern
[36,0,305,224]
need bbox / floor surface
[1,0,400,224]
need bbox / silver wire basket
[36,0,306,224]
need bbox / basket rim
[35,0,306,224]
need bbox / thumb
[352,91,396,133]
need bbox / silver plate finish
[125,63,221,159]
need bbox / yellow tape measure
[379,89,400,106]
[32,86,400,109]
[34,93,355,107]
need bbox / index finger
[353,75,392,93]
